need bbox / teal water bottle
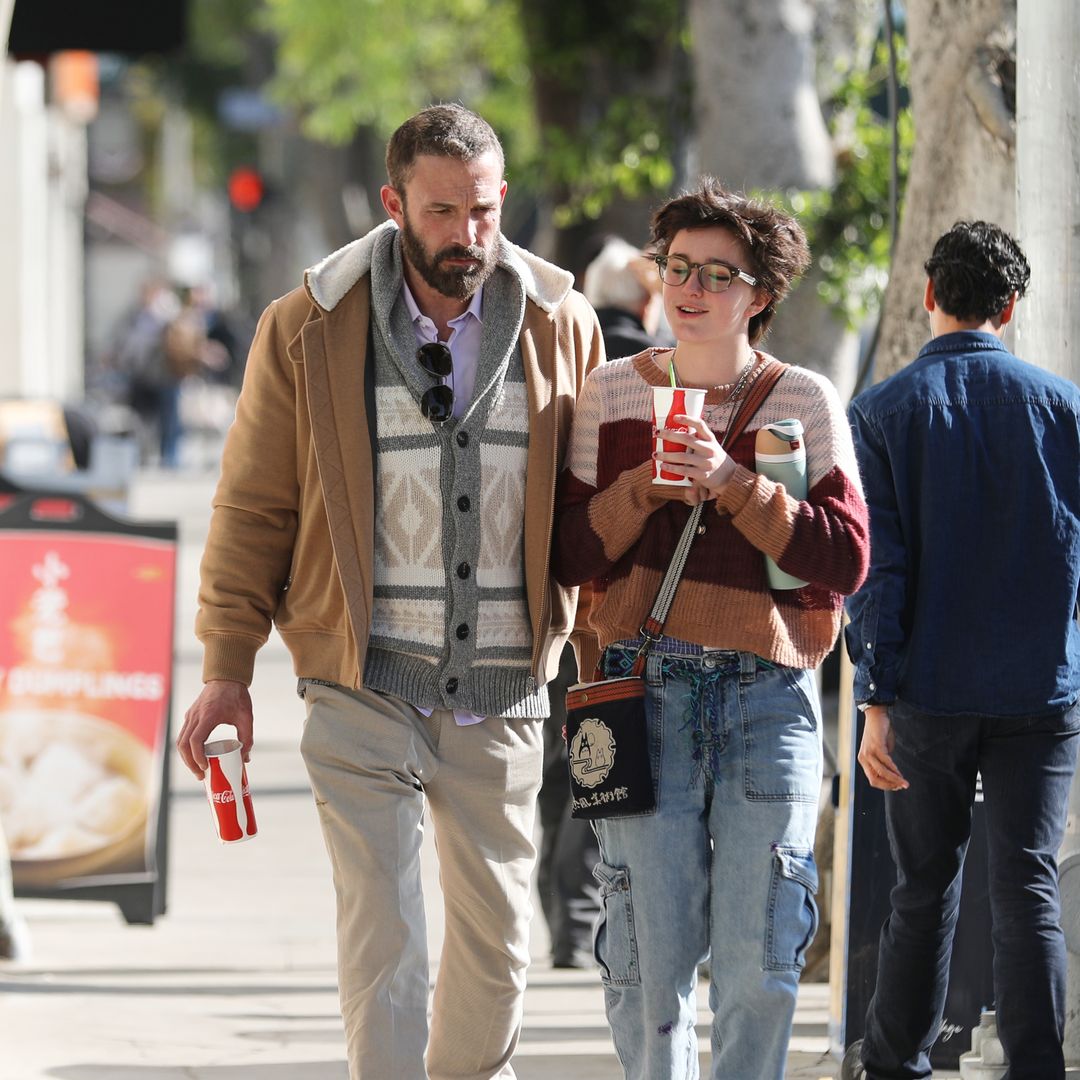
[755,419,808,589]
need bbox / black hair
[924,220,1030,322]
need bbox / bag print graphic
[569,717,616,788]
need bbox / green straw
[668,359,677,388]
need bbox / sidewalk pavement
[0,467,852,1079]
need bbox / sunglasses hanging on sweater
[416,342,454,423]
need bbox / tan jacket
[196,222,603,692]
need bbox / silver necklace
[670,352,756,403]
[717,354,756,405]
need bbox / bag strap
[626,358,789,676]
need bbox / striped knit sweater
[555,349,869,669]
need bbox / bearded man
[176,104,603,1080]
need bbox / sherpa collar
[304,219,574,315]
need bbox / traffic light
[227,168,265,214]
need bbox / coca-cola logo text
[212,785,250,805]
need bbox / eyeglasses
[654,255,758,293]
[417,342,454,423]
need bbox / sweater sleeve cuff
[200,634,260,686]
[713,463,759,515]
[628,460,697,510]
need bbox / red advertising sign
[0,511,175,909]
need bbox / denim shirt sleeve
[844,400,905,704]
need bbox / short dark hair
[649,178,810,344]
[385,104,504,192]
[924,220,1030,322]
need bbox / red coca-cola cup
[203,738,257,844]
[652,386,706,485]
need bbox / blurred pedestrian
[176,104,603,1080]
[161,286,232,467]
[844,221,1080,1080]
[555,179,868,1079]
[110,280,179,464]
[583,235,668,360]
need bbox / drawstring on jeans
[663,656,736,788]
[604,645,776,788]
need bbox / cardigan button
[456,430,469,447]
[446,677,459,694]
[456,623,469,640]
[457,495,471,512]
[457,562,470,579]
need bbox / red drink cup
[652,386,706,485]
[203,738,257,844]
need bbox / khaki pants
[299,680,543,1080]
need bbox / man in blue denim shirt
[843,221,1080,1080]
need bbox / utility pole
[1014,0,1080,1069]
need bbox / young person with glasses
[554,179,869,1079]
[176,104,603,1080]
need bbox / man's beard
[400,215,499,300]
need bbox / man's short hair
[583,237,649,312]
[385,104,505,192]
[924,220,1030,322]
[650,178,810,345]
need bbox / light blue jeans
[593,642,823,1080]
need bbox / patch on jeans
[764,846,819,972]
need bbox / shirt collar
[917,329,1007,359]
[401,278,485,334]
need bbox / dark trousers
[537,642,600,964]
[861,699,1080,1080]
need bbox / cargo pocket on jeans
[764,846,819,972]
[592,861,640,986]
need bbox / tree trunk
[518,0,688,281]
[874,0,1016,382]
[688,0,861,395]
[1015,0,1080,385]
[690,0,834,190]
[1015,2,1080,1062]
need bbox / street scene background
[1,0,1078,1077]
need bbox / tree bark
[874,0,1016,382]
[1015,0,1080,385]
[690,0,834,191]
[689,0,864,395]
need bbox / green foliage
[766,37,913,328]
[519,0,685,222]
[189,0,265,69]
[543,99,677,228]
[261,0,684,215]
[262,0,537,172]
